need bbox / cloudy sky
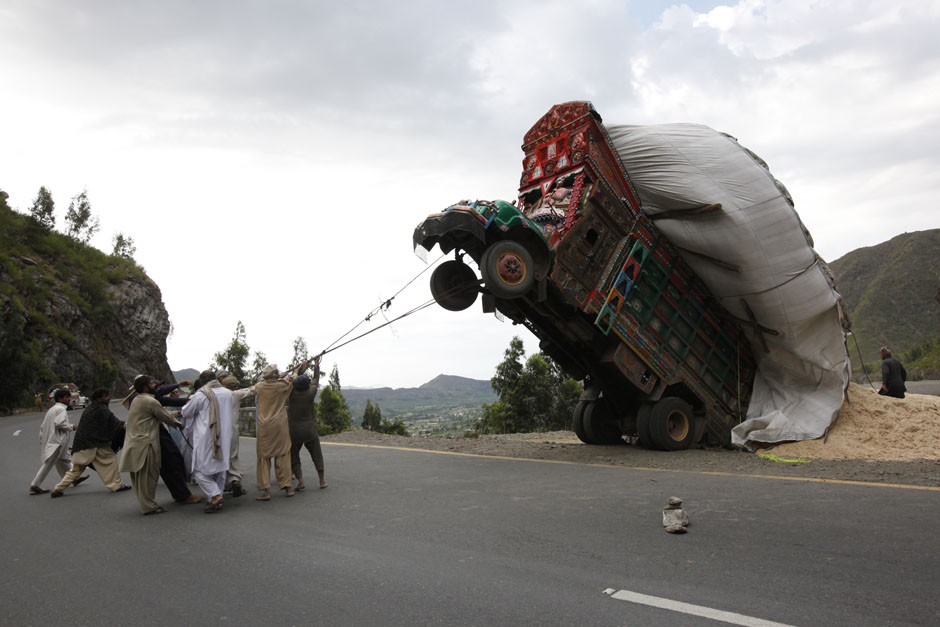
[2,1,938,389]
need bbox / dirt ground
[324,382,940,488]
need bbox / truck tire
[481,240,535,298]
[430,261,478,311]
[572,400,592,444]
[636,403,657,450]
[648,397,695,451]
[583,400,624,445]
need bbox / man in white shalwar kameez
[181,371,233,513]
[29,388,84,494]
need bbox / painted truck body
[413,102,756,449]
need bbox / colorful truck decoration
[413,102,756,450]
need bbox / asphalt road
[3,406,939,626]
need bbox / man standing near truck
[878,346,907,399]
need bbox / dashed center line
[603,588,796,626]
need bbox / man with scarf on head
[181,370,234,512]
[254,360,309,501]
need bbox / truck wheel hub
[496,253,526,285]
[666,411,689,440]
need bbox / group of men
[28,357,328,515]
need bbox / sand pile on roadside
[765,382,940,461]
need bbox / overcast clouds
[1,1,938,388]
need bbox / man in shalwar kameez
[181,371,233,512]
[254,361,309,501]
[118,376,184,515]
[218,372,255,497]
[29,388,84,494]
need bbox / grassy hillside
[0,197,163,408]
[829,229,940,378]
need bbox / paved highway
[2,406,938,626]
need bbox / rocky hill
[829,229,940,377]
[0,198,172,409]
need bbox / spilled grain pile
[766,383,940,461]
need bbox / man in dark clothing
[51,389,131,497]
[878,346,907,399]
[123,377,203,505]
[288,357,327,490]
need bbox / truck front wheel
[430,260,479,311]
[481,240,535,299]
[648,397,695,451]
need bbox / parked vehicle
[413,102,757,449]
[49,383,87,410]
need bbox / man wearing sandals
[119,375,184,515]
[253,360,310,501]
[181,370,234,513]
[28,388,85,495]
[50,388,131,498]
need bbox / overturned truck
[414,102,850,450]
[414,102,759,450]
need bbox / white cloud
[1,0,937,389]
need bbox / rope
[320,253,446,355]
[851,332,878,390]
[282,254,462,370]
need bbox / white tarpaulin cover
[606,124,850,447]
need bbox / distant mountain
[341,374,496,424]
[829,229,940,376]
[172,368,200,383]
[419,374,494,393]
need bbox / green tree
[212,321,250,384]
[111,232,136,259]
[64,189,100,244]
[246,350,268,384]
[291,336,309,368]
[477,336,583,434]
[318,380,351,435]
[28,186,55,232]
[378,417,409,436]
[362,399,381,431]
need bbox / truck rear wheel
[430,260,478,311]
[583,400,624,445]
[481,240,535,298]
[648,397,695,451]
[636,403,657,449]
[572,400,592,444]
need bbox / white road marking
[13,430,21,436]
[603,588,796,626]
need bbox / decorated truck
[413,101,757,450]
